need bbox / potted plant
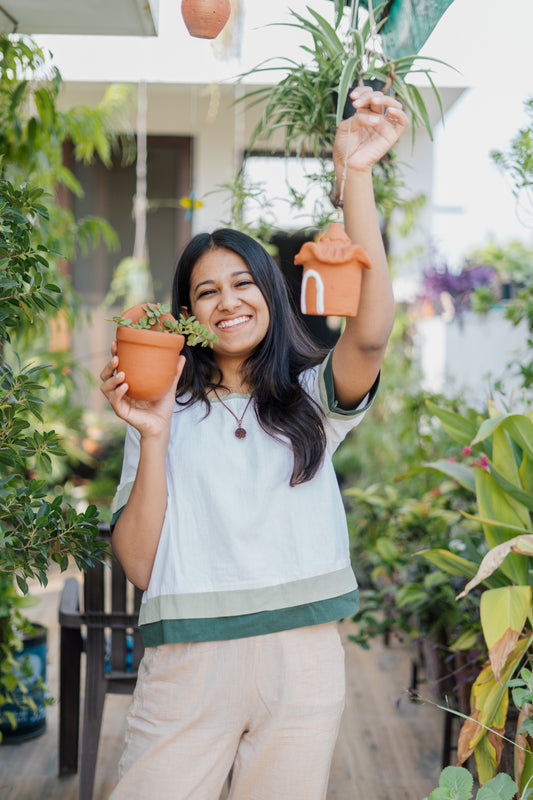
[232,1,451,304]
[0,37,135,740]
[428,765,520,800]
[239,1,450,203]
[418,402,533,789]
[109,302,217,402]
[419,258,497,318]
[0,181,107,741]
[181,0,231,40]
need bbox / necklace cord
[213,390,254,438]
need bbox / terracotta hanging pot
[115,304,185,402]
[181,0,231,39]
[293,222,372,317]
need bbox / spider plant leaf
[334,0,344,28]
[305,8,344,58]
[392,54,455,69]
[336,55,360,125]
[351,29,364,60]
[427,71,444,123]
[407,82,432,139]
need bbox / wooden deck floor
[0,567,445,800]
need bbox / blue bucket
[0,623,47,742]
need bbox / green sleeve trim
[318,350,380,419]
[111,506,125,531]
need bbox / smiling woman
[99,98,406,800]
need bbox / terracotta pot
[293,222,372,317]
[181,0,231,39]
[116,305,185,402]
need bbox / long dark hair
[171,229,329,486]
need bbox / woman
[101,87,407,800]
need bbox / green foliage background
[0,34,133,734]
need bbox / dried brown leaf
[490,628,520,683]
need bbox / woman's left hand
[333,86,409,176]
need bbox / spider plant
[240,1,451,158]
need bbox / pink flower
[462,446,472,456]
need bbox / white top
[112,354,378,644]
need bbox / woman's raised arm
[331,87,408,408]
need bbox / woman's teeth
[217,316,249,330]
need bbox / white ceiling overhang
[0,0,160,36]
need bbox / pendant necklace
[213,390,254,439]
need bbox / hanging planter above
[181,0,231,39]
[294,223,371,317]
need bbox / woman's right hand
[100,340,186,439]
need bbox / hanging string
[332,0,358,218]
[337,112,354,220]
[132,80,148,264]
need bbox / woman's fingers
[99,335,187,439]
[100,354,119,383]
[349,89,405,119]
[350,87,402,109]
[100,344,129,412]
[100,368,128,408]
[345,89,408,136]
[100,350,186,427]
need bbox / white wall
[56,80,267,233]
[417,310,529,409]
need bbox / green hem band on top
[139,590,359,646]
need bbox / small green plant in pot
[110,303,217,402]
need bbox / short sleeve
[301,351,380,454]
[318,350,380,418]
[111,424,141,520]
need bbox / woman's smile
[216,314,252,331]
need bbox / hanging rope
[337,112,354,219]
[132,80,148,264]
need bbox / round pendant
[235,427,247,439]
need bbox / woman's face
[188,247,270,367]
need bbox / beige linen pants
[110,622,345,800]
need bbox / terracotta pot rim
[116,326,185,350]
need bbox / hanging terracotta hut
[181,0,231,39]
[293,222,372,317]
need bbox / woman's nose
[217,287,241,311]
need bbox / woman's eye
[198,289,215,298]
[236,280,253,288]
